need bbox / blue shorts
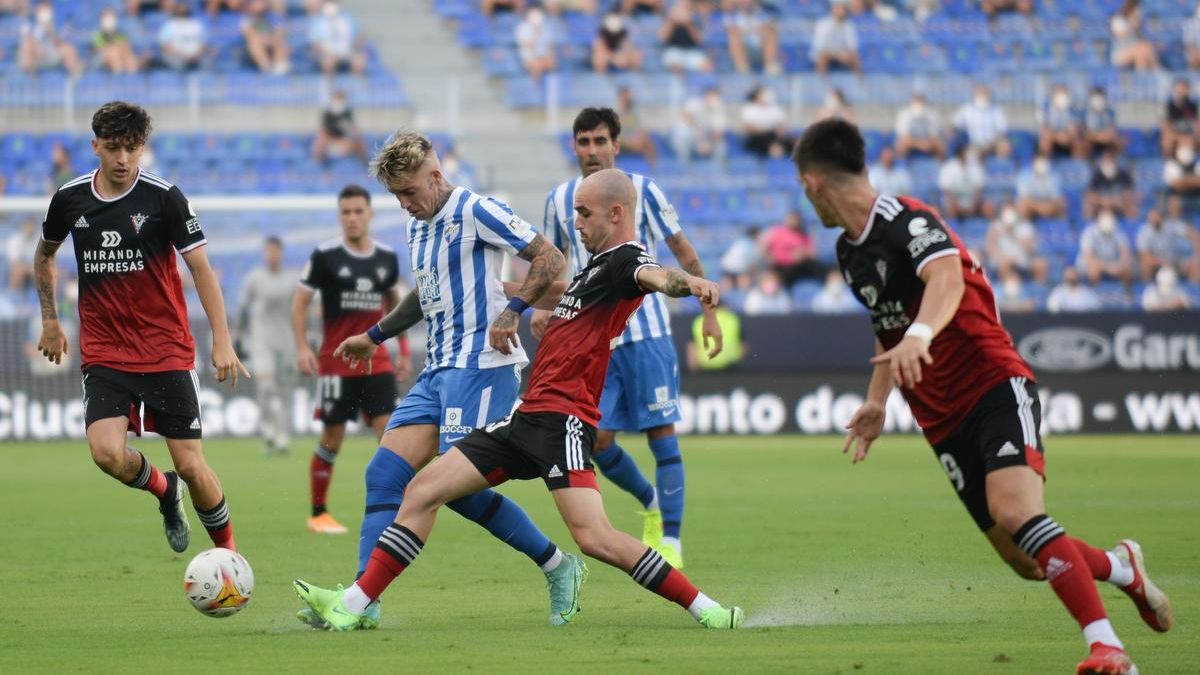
[598,335,682,432]
[386,364,523,452]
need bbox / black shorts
[314,374,397,426]
[83,365,203,439]
[454,411,600,491]
[931,377,1047,532]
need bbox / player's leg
[252,347,280,456]
[630,337,687,565]
[984,525,1044,581]
[308,420,347,533]
[356,422,439,577]
[166,437,235,551]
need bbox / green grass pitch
[0,434,1195,674]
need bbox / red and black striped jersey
[299,239,400,377]
[835,194,1034,444]
[520,241,659,427]
[42,169,205,373]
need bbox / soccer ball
[183,547,254,618]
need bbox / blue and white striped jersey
[543,172,682,346]
[407,187,536,371]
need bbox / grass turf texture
[0,434,1195,674]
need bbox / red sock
[656,568,701,608]
[197,497,235,550]
[207,523,236,551]
[631,547,700,608]
[310,451,335,514]
[1068,536,1113,581]
[145,467,168,499]
[357,548,408,600]
[1015,518,1109,630]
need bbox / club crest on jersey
[130,212,148,235]
[442,220,460,240]
[376,266,388,282]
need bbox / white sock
[540,547,565,573]
[1082,618,1123,650]
[342,583,371,614]
[645,493,659,511]
[662,536,682,556]
[1105,551,1134,587]
[686,592,720,621]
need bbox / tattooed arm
[489,234,565,355]
[665,231,723,358]
[635,266,720,308]
[34,239,68,364]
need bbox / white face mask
[1004,278,1021,298]
[1089,95,1106,110]
[1033,159,1049,175]
[1157,268,1178,292]
[604,15,623,32]
[101,14,117,31]
[1001,207,1018,226]
[1100,161,1117,178]
[36,6,53,25]
[1178,147,1196,164]
[527,9,544,27]
[1098,213,1116,233]
[1052,92,1070,109]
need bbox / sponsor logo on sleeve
[906,216,948,258]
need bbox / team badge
[376,266,388,281]
[443,220,460,240]
[130,212,148,235]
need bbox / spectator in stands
[1185,2,1200,70]
[1077,208,1134,288]
[725,0,781,75]
[93,7,142,74]
[938,144,991,219]
[672,85,727,163]
[720,226,760,288]
[242,0,290,75]
[994,272,1038,313]
[1137,203,1200,283]
[1084,149,1136,220]
[514,6,557,81]
[1142,266,1191,311]
[18,2,82,76]
[810,0,860,75]
[1161,78,1198,156]
[50,141,74,191]
[544,0,598,15]
[615,86,658,167]
[1164,137,1200,216]
[1047,267,1102,313]
[761,210,823,286]
[308,0,367,74]
[126,1,175,17]
[812,88,855,124]
[1038,84,1083,159]
[811,269,859,313]
[1109,10,1159,71]
[868,147,912,196]
[985,203,1049,283]
[312,90,368,164]
[158,2,208,71]
[744,269,791,315]
[0,0,29,16]
[1081,86,1121,157]
[623,0,664,14]
[894,92,944,159]
[740,85,791,158]
[481,0,524,18]
[980,0,1032,20]
[953,84,1010,158]
[659,0,711,74]
[6,218,38,291]
[1016,152,1066,220]
[593,11,642,73]
[206,0,245,15]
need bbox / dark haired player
[294,169,744,631]
[34,101,246,553]
[537,107,722,568]
[792,118,1171,675]
[291,184,410,534]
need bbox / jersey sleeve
[642,178,683,242]
[164,186,207,253]
[298,249,326,292]
[542,189,563,250]
[473,197,537,255]
[41,190,70,244]
[612,246,662,299]
[885,208,960,276]
[384,250,401,291]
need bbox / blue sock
[649,435,685,539]
[593,443,656,509]
[357,448,416,578]
[447,490,558,568]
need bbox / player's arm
[182,246,250,386]
[382,287,413,382]
[291,286,319,376]
[844,339,892,464]
[531,191,570,339]
[870,254,964,389]
[635,265,720,308]
[665,230,723,358]
[503,279,569,310]
[332,288,423,375]
[490,233,566,354]
[34,237,68,364]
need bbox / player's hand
[530,308,551,340]
[489,308,521,355]
[394,355,413,382]
[842,400,885,464]
[297,344,319,376]
[700,308,723,359]
[212,340,251,387]
[870,336,932,389]
[688,277,720,309]
[333,333,378,375]
[37,319,68,365]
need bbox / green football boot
[699,605,745,629]
[545,553,587,626]
[292,580,362,632]
[296,599,380,630]
[639,509,663,549]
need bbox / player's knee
[172,456,208,485]
[89,442,125,476]
[570,524,616,563]
[402,479,443,513]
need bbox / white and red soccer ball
[184,547,254,618]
